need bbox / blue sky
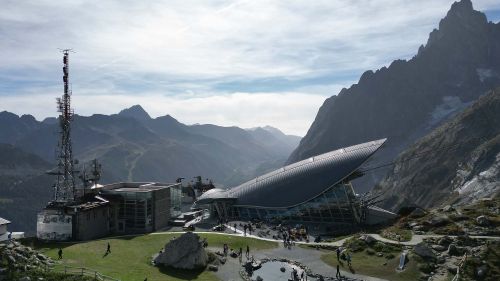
[1,0,499,135]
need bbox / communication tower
[53,49,76,202]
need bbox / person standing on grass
[58,248,63,259]
[106,242,111,254]
[246,245,250,258]
[346,253,352,267]
[336,247,341,261]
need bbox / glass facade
[117,192,154,232]
[226,182,361,225]
[169,185,182,217]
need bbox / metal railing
[44,264,121,281]
[451,253,468,281]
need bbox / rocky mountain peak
[450,0,473,14]
[287,0,500,193]
[426,0,487,48]
[118,104,151,121]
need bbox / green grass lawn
[321,250,421,281]
[33,232,277,281]
[379,226,412,242]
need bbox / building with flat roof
[37,182,182,241]
[0,217,24,241]
[194,139,396,233]
[101,182,182,234]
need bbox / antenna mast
[53,49,76,202]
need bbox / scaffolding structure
[53,49,76,202]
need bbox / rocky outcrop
[414,243,436,260]
[374,88,500,211]
[153,232,208,270]
[0,240,54,280]
[287,0,500,192]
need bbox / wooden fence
[44,264,121,281]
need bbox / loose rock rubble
[0,240,54,281]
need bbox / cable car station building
[195,139,396,232]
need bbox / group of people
[336,247,352,266]
[334,246,354,280]
[290,267,308,281]
[283,235,296,249]
[243,223,253,236]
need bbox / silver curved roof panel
[196,139,386,208]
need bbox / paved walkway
[368,233,500,246]
[151,227,500,248]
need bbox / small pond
[251,261,305,281]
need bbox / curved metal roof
[196,138,386,208]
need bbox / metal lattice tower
[53,49,76,202]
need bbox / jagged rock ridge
[374,88,500,211]
[287,0,500,192]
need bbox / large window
[170,185,182,217]
[231,183,359,226]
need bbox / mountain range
[374,87,500,210]
[0,106,300,187]
[2,0,500,233]
[287,0,500,193]
[0,107,300,233]
[0,144,53,233]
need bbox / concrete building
[101,182,182,234]
[195,139,397,233]
[37,198,110,241]
[37,182,182,241]
[0,217,25,241]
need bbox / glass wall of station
[169,185,182,218]
[116,192,154,232]
[230,182,360,225]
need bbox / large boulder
[413,243,436,260]
[428,216,450,227]
[447,244,465,256]
[154,232,208,270]
[475,215,490,226]
[409,208,426,218]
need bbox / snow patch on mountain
[428,96,471,128]
[455,151,500,205]
[476,68,497,83]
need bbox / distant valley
[0,106,300,232]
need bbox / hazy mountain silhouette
[0,144,53,233]
[0,106,300,187]
[117,104,152,121]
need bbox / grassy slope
[321,250,421,281]
[34,233,277,281]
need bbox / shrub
[418,263,433,274]
[385,253,395,259]
[344,237,366,252]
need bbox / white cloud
[1,0,500,135]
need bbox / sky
[1,0,500,136]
